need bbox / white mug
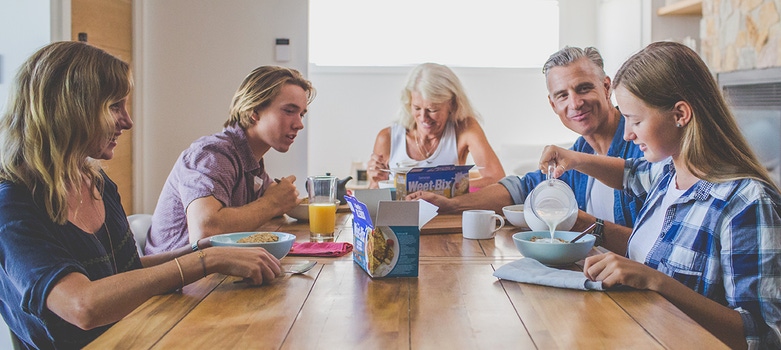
[462,210,505,240]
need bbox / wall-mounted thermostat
[275,38,291,62]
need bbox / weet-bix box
[393,164,473,199]
[346,192,437,278]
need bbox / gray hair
[542,46,606,78]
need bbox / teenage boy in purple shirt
[146,66,315,254]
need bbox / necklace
[103,222,118,274]
[72,176,117,273]
[414,130,436,158]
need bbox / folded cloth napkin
[288,242,353,257]
[493,258,604,291]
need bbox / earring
[676,123,682,128]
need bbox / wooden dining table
[87,211,728,349]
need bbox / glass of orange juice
[306,175,337,242]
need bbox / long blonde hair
[0,41,132,224]
[226,66,315,129]
[397,63,481,130]
[613,41,778,192]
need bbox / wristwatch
[592,218,604,247]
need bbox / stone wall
[701,0,781,72]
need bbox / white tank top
[388,122,458,168]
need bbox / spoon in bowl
[569,222,598,243]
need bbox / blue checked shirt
[624,158,781,348]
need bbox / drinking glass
[307,175,337,242]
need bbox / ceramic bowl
[285,198,340,221]
[502,204,527,228]
[210,232,296,259]
[512,231,595,266]
[378,179,395,189]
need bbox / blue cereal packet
[346,194,437,278]
[394,164,473,199]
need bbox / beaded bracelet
[173,257,185,290]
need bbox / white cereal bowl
[512,231,595,266]
[210,232,296,259]
[523,194,577,231]
[502,204,528,228]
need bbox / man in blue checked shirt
[409,46,644,255]
[541,41,781,349]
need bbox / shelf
[657,0,702,16]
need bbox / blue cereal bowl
[210,232,296,259]
[512,231,595,266]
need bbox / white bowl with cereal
[210,231,296,259]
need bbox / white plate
[210,232,295,247]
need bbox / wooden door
[71,0,134,214]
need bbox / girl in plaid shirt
[540,41,781,349]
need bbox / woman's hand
[406,191,455,212]
[367,153,390,187]
[207,246,283,285]
[538,145,577,178]
[582,252,665,290]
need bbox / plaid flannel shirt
[624,158,781,348]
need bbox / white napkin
[493,258,604,291]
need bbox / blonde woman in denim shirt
[540,41,781,349]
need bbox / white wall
[134,0,309,213]
[597,0,645,79]
[0,1,53,348]
[307,0,608,182]
[133,1,684,213]
[0,0,51,114]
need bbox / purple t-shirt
[145,124,271,254]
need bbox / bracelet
[197,250,207,278]
[191,240,199,252]
[592,218,605,247]
[173,257,185,290]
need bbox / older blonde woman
[367,63,504,189]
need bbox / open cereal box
[346,191,438,278]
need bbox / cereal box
[346,192,437,278]
[393,164,473,199]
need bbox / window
[309,0,559,68]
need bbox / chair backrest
[127,214,153,256]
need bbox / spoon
[233,261,317,284]
[569,222,598,243]
[285,260,317,274]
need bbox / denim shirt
[625,158,781,348]
[499,116,644,227]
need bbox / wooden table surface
[87,212,728,349]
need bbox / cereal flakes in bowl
[210,231,296,259]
